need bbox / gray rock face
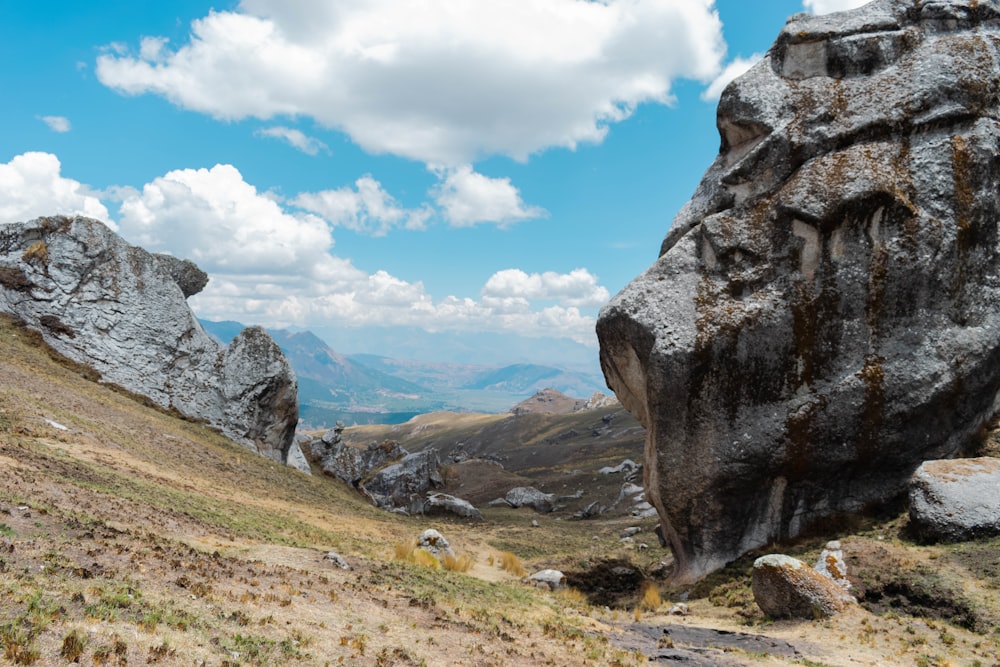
[308,429,405,486]
[504,486,556,513]
[597,0,1000,582]
[752,555,854,619]
[361,449,444,510]
[909,458,1000,541]
[0,216,298,460]
[424,493,483,520]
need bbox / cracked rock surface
[0,216,297,461]
[597,0,1000,582]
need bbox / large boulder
[597,0,1000,582]
[0,216,298,461]
[909,457,1000,541]
[361,449,444,510]
[752,555,854,619]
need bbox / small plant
[146,640,175,663]
[442,553,474,573]
[22,241,48,266]
[0,524,13,537]
[639,581,662,611]
[60,629,87,662]
[498,551,526,577]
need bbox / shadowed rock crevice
[598,0,1000,583]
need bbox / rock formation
[752,555,854,619]
[909,457,1000,541]
[0,216,298,461]
[597,0,1000,582]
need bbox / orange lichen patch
[922,457,1000,482]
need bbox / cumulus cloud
[255,126,329,155]
[0,152,110,224]
[483,268,610,308]
[95,0,726,165]
[702,54,763,101]
[106,162,601,344]
[292,176,432,236]
[39,115,71,133]
[803,0,871,14]
[433,165,546,227]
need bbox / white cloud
[0,152,110,224]
[483,268,610,308]
[95,0,726,165]
[292,175,432,236]
[108,162,600,345]
[803,0,871,14]
[39,115,71,133]
[115,163,336,274]
[255,126,329,155]
[433,165,546,227]
[701,54,763,101]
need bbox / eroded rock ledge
[597,0,1000,582]
[0,216,297,461]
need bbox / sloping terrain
[1,312,999,666]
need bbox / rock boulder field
[0,216,298,461]
[597,0,1000,582]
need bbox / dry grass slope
[1,311,999,666]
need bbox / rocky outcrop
[362,449,444,510]
[597,0,1000,582]
[909,458,1000,541]
[752,555,854,619]
[0,216,298,461]
[503,486,556,513]
[308,424,405,485]
[423,493,483,520]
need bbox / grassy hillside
[1,312,999,666]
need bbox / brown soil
[1,312,999,666]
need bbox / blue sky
[0,0,868,368]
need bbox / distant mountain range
[201,320,610,428]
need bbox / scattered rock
[417,529,454,560]
[504,486,556,513]
[909,458,1000,542]
[573,501,605,520]
[423,493,483,520]
[362,449,443,511]
[324,552,350,570]
[599,459,639,475]
[668,603,689,616]
[530,520,540,528]
[597,1,1000,582]
[752,555,854,619]
[0,216,298,462]
[528,569,566,591]
[621,527,642,538]
[814,540,850,591]
[285,436,312,475]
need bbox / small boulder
[324,552,350,570]
[424,493,483,520]
[752,555,854,619]
[417,529,454,560]
[814,541,850,591]
[528,569,566,591]
[909,458,1000,542]
[285,436,312,475]
[505,487,556,513]
[599,459,639,475]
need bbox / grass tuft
[639,581,662,611]
[60,629,87,662]
[498,551,526,577]
[442,553,474,573]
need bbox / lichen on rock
[597,0,1000,582]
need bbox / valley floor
[1,314,998,666]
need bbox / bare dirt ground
[1,313,999,666]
